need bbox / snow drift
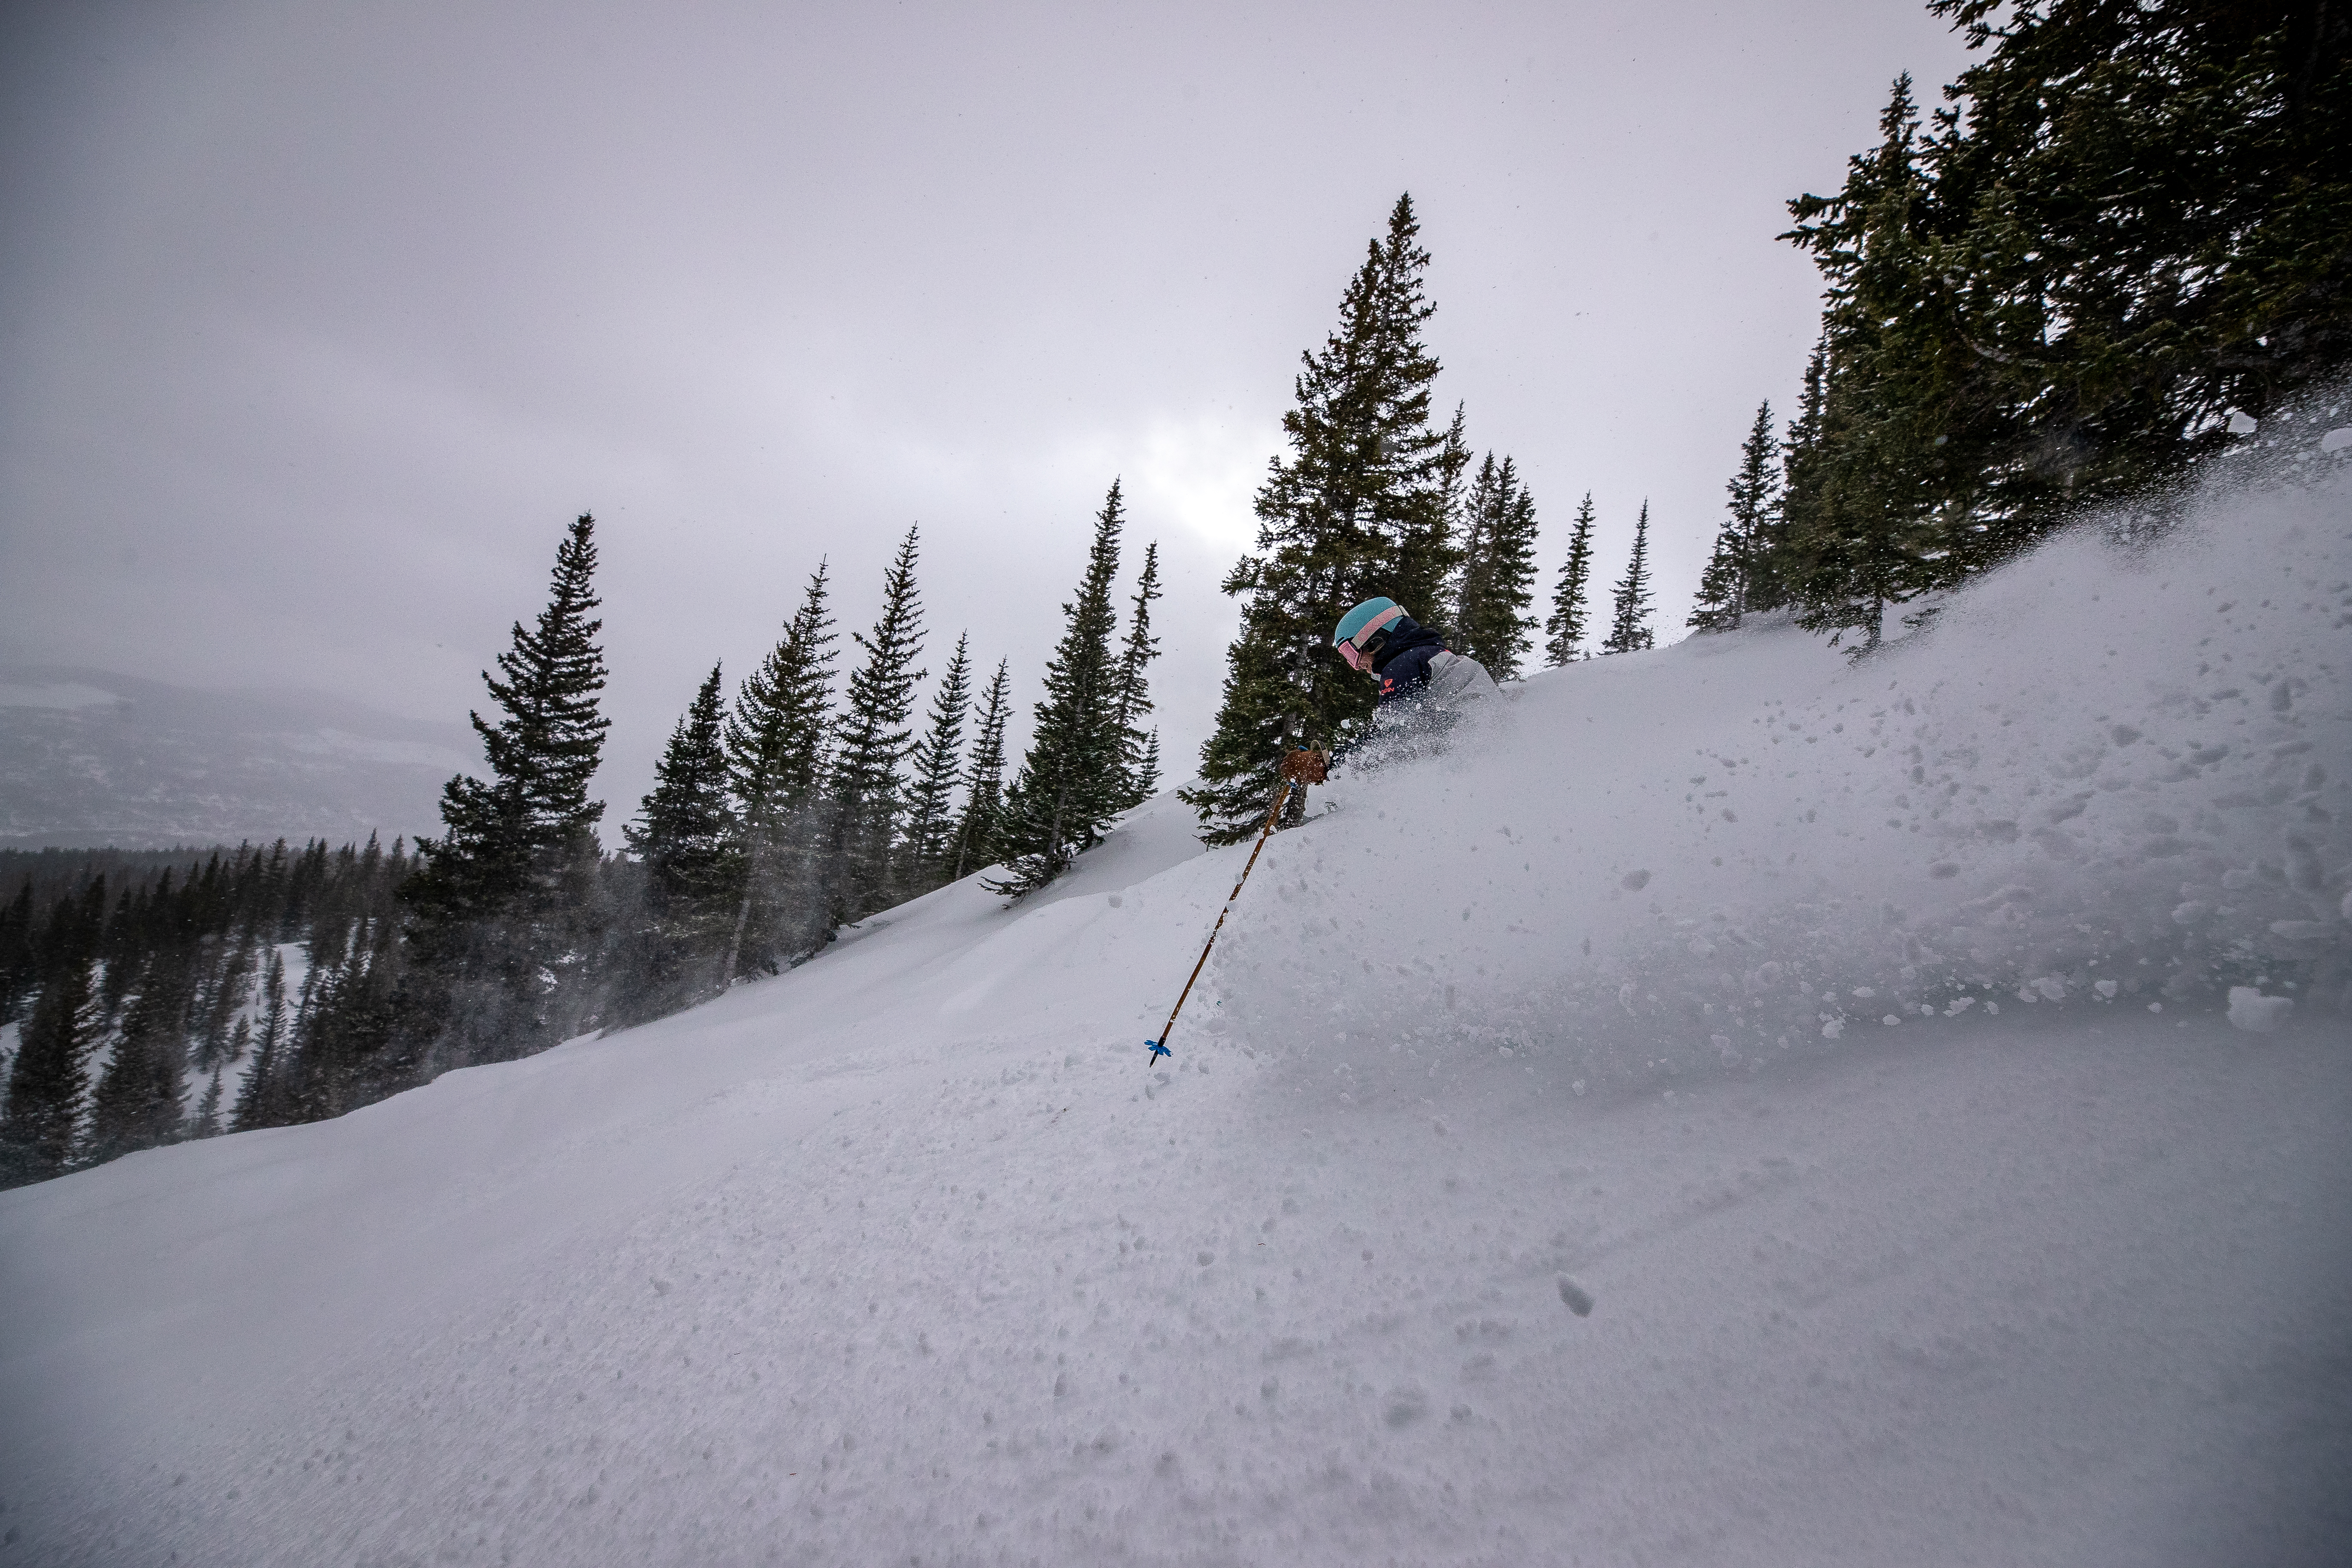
[0,462,2347,1567]
[1228,463,2351,1105]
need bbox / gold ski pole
[1145,776,1293,1066]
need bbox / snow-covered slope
[2,474,2348,1566]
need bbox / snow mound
[1216,470,2350,1102]
[2228,984,2296,1033]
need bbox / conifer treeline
[0,837,408,1185]
[0,496,1166,1188]
[1690,0,2350,648]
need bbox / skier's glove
[1280,749,1330,785]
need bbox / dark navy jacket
[1367,616,1450,705]
[1329,615,1452,766]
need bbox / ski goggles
[1336,604,1405,671]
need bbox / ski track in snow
[1,471,2349,1565]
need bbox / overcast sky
[0,0,1972,821]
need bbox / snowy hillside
[2,472,2347,1566]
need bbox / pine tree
[631,665,737,900]
[1761,345,1827,615]
[1131,729,1162,800]
[279,910,410,1121]
[223,1014,252,1084]
[86,944,195,1163]
[1602,502,1657,655]
[989,483,1131,897]
[101,876,150,1018]
[1782,6,2352,558]
[1433,402,1473,630]
[1454,453,1540,680]
[403,514,612,1066]
[620,665,738,1017]
[1108,541,1164,811]
[191,932,255,1073]
[949,661,1013,881]
[827,526,928,922]
[722,564,840,983]
[231,951,289,1131]
[1690,401,1782,632]
[1780,78,1951,652]
[900,633,974,890]
[0,881,106,1187]
[1184,194,1454,843]
[0,882,39,1024]
[1544,493,1599,667]
[192,1063,225,1139]
[411,513,612,920]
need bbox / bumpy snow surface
[5,475,2350,1566]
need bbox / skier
[1280,597,1499,784]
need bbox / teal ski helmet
[1334,597,1406,671]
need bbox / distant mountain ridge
[0,666,475,849]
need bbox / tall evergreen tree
[1454,453,1540,680]
[1780,78,1953,651]
[192,1063,226,1139]
[989,483,1131,897]
[631,665,736,897]
[949,661,1013,881]
[1544,492,1599,667]
[1602,502,1657,655]
[826,527,928,922]
[0,880,106,1187]
[85,944,195,1162]
[1690,401,1783,632]
[1108,541,1165,811]
[1130,729,1162,802]
[900,633,974,889]
[621,665,738,1017]
[191,933,255,1074]
[1433,402,1473,628]
[280,910,410,1121]
[403,513,612,1067]
[231,951,289,1131]
[1184,194,1454,843]
[0,881,36,1025]
[722,564,840,983]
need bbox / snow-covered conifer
[1109,541,1164,812]
[1691,401,1781,632]
[231,951,289,1132]
[949,661,1013,881]
[1184,195,1454,844]
[620,665,739,1015]
[0,882,105,1187]
[989,484,1131,897]
[1602,502,1657,655]
[722,564,839,982]
[900,632,975,890]
[827,527,928,922]
[1455,453,1540,680]
[1543,493,1598,667]
[85,946,194,1162]
[403,514,612,1066]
